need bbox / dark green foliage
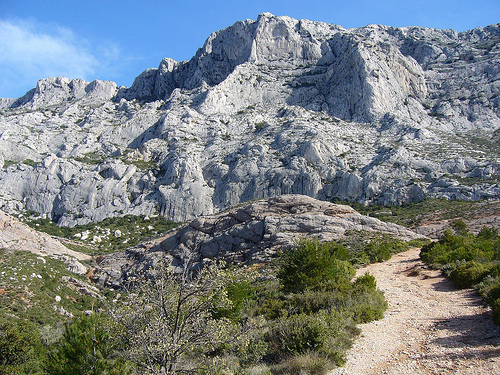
[451,219,469,236]
[450,261,491,288]
[0,318,45,374]
[45,314,131,375]
[339,231,410,266]
[214,280,256,322]
[420,227,500,267]
[0,231,402,373]
[278,238,354,293]
[0,250,99,327]
[407,238,432,248]
[420,225,500,325]
[270,352,335,375]
[247,239,388,370]
[354,273,377,290]
[268,313,325,355]
[345,198,484,228]
[477,275,500,325]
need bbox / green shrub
[421,224,500,326]
[451,219,469,236]
[214,280,256,322]
[277,239,354,293]
[491,299,500,326]
[354,273,377,291]
[270,352,334,375]
[266,311,354,363]
[477,275,500,303]
[407,238,432,248]
[45,314,131,375]
[0,318,46,374]
[268,313,324,355]
[350,289,387,323]
[364,239,409,263]
[450,261,491,288]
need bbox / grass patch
[24,215,180,255]
[0,249,101,327]
[345,198,481,227]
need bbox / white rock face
[0,14,499,225]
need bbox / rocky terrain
[0,13,499,226]
[92,194,424,288]
[0,209,89,274]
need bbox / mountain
[0,13,499,226]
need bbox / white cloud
[0,19,122,98]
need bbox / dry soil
[330,247,500,374]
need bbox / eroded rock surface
[0,14,499,225]
[92,195,423,288]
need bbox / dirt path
[330,247,500,374]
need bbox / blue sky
[1,0,499,98]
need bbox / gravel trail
[330,247,500,374]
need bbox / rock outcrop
[0,210,90,274]
[92,195,424,287]
[0,14,499,225]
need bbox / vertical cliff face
[0,14,499,225]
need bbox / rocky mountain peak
[0,15,499,226]
[11,76,117,110]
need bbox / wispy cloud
[0,19,122,98]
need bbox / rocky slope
[0,13,499,225]
[91,194,424,288]
[0,210,89,274]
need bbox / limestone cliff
[0,14,499,225]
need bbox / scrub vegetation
[420,220,500,325]
[0,234,415,374]
[22,214,179,255]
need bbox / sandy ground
[330,247,500,374]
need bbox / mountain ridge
[0,13,499,225]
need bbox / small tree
[45,313,130,375]
[111,258,239,374]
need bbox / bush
[450,261,491,288]
[421,224,500,326]
[270,352,334,375]
[364,239,409,263]
[0,318,45,374]
[477,275,500,303]
[268,313,324,355]
[277,239,354,293]
[354,273,377,291]
[266,310,354,363]
[45,314,131,375]
[350,289,387,323]
[491,299,500,326]
[214,280,256,322]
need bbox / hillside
[2,196,500,373]
[91,194,424,287]
[0,13,499,226]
